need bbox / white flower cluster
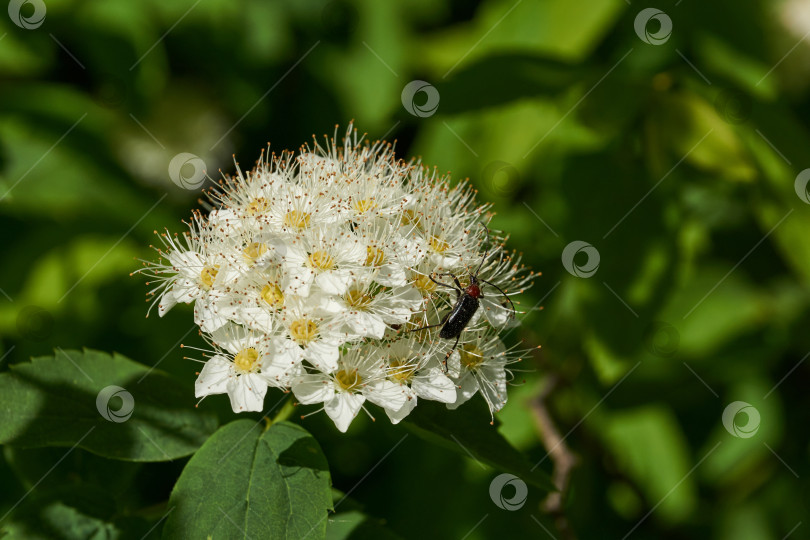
[139,127,536,432]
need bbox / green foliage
[404,400,554,491]
[1,0,809,538]
[0,349,217,461]
[163,420,332,540]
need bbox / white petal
[291,375,334,404]
[157,289,177,317]
[325,393,365,432]
[304,340,339,372]
[195,301,229,333]
[316,270,352,295]
[385,396,417,424]
[225,373,268,413]
[413,368,457,403]
[447,371,478,410]
[374,263,407,287]
[347,311,387,339]
[195,355,232,398]
[173,280,200,303]
[480,296,513,328]
[477,365,508,413]
[365,380,407,411]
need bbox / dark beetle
[410,225,515,367]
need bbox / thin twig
[529,375,578,540]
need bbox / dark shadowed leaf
[0,349,217,461]
[163,419,332,540]
[402,399,554,491]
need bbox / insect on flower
[135,124,537,426]
[410,224,515,368]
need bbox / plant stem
[265,393,295,430]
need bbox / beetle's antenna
[474,223,490,277]
[480,278,516,316]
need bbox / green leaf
[402,400,554,491]
[163,419,332,540]
[602,405,696,523]
[0,484,155,540]
[0,349,217,461]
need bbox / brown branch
[529,374,578,540]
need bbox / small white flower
[292,348,407,432]
[194,325,298,413]
[446,331,521,417]
[279,296,348,373]
[381,338,457,424]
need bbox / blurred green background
[1,0,809,538]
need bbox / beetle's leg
[405,322,443,333]
[448,272,463,292]
[480,279,516,316]
[429,273,462,298]
[443,334,461,372]
[405,311,450,334]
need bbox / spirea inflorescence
[137,126,537,432]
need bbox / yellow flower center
[243,242,268,261]
[389,359,416,383]
[335,369,363,392]
[200,265,219,289]
[459,345,484,369]
[283,210,311,229]
[365,246,385,267]
[289,318,318,344]
[260,283,284,307]
[246,198,268,216]
[234,347,260,372]
[353,198,376,215]
[400,209,421,228]
[306,251,336,271]
[429,235,449,254]
[413,274,436,293]
[345,289,372,310]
